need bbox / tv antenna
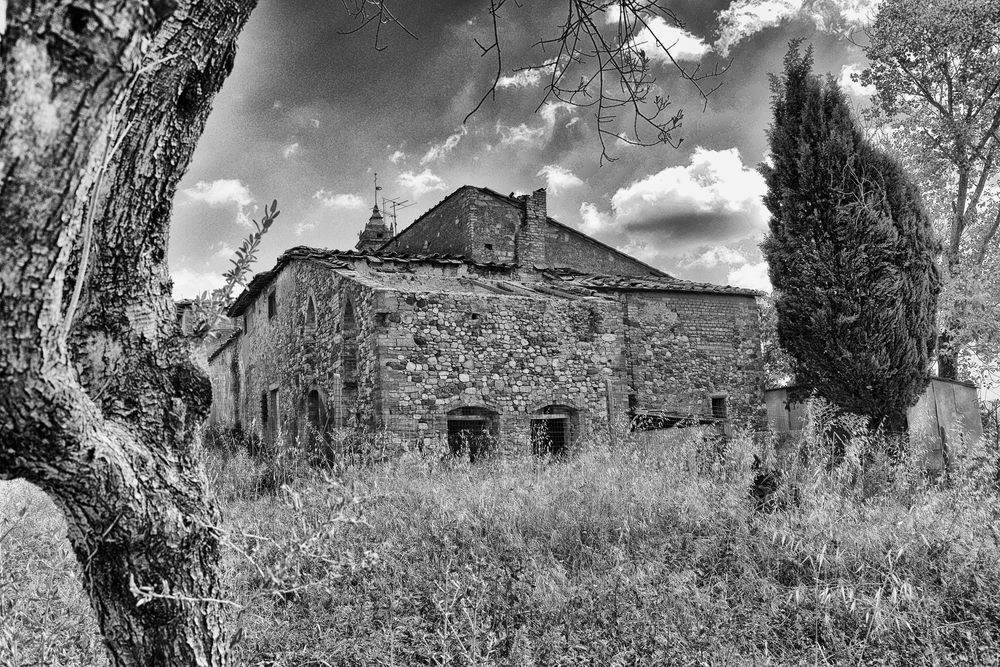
[380,195,415,237]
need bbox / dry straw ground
[3,407,1000,666]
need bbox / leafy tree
[0,1,723,664]
[757,295,795,388]
[861,0,1000,379]
[761,42,941,430]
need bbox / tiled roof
[227,245,516,316]
[542,267,761,297]
[206,328,241,363]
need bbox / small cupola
[356,174,390,254]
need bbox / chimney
[515,187,547,272]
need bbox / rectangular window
[268,290,277,319]
[711,396,728,419]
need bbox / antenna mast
[380,195,415,237]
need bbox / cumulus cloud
[420,127,467,165]
[183,179,253,208]
[633,16,712,63]
[181,179,255,226]
[295,222,316,237]
[540,101,576,130]
[388,149,407,164]
[577,147,769,259]
[397,169,448,197]
[537,164,585,193]
[211,242,236,259]
[715,0,878,56]
[680,246,748,269]
[727,261,772,291]
[313,191,366,209]
[282,142,300,159]
[838,63,873,97]
[171,268,227,299]
[498,122,547,146]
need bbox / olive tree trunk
[0,1,256,665]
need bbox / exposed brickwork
[382,186,665,277]
[544,222,663,278]
[514,188,547,271]
[623,292,765,427]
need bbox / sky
[168,0,881,298]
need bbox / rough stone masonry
[207,185,766,456]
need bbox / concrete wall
[765,378,984,470]
[908,378,984,470]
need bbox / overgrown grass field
[3,415,1000,665]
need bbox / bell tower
[355,173,390,254]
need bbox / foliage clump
[761,42,941,428]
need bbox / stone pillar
[515,187,547,273]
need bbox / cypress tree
[761,41,941,430]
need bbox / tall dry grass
[3,409,1000,665]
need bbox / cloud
[420,127,467,165]
[295,222,316,237]
[540,101,576,130]
[282,142,300,159]
[727,261,772,291]
[497,69,545,89]
[497,122,546,146]
[389,149,407,164]
[714,0,877,56]
[537,164,585,193]
[838,63,873,97]
[579,202,612,236]
[182,179,253,208]
[181,179,255,226]
[171,268,227,299]
[577,147,769,259]
[313,191,366,209]
[680,246,748,269]
[211,242,236,259]
[397,169,448,197]
[633,16,712,63]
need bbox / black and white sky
[169,0,879,298]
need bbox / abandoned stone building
[207,185,766,456]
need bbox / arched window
[531,405,578,455]
[308,389,322,429]
[447,406,499,462]
[306,296,316,326]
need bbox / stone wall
[207,336,239,427]
[543,222,663,277]
[383,190,475,258]
[209,254,766,454]
[382,186,664,278]
[623,291,765,427]
[211,260,383,445]
[372,287,627,453]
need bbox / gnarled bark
[0,1,255,665]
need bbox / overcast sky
[169,0,879,298]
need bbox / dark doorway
[447,407,498,462]
[531,405,576,455]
